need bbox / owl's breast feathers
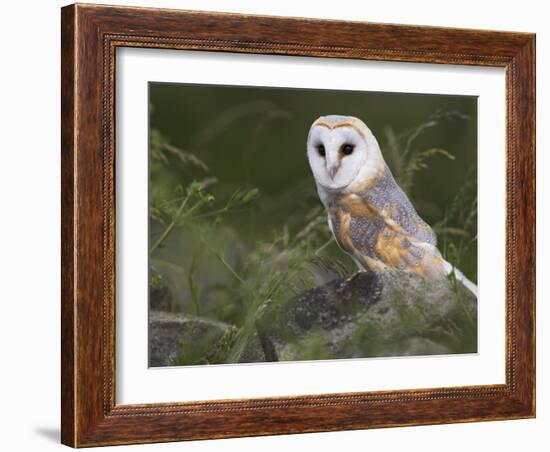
[328,170,446,278]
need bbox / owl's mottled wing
[329,187,445,277]
[362,168,438,247]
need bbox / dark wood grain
[61,3,536,447]
[60,5,76,446]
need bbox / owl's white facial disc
[307,123,368,191]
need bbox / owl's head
[307,115,384,193]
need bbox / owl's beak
[328,165,339,180]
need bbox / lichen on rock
[255,270,477,362]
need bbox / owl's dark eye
[342,144,354,155]
[317,144,326,157]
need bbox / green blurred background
[148,82,477,364]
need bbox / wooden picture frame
[61,3,535,447]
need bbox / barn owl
[307,115,477,297]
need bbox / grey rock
[255,270,477,362]
[149,311,233,367]
[149,270,477,366]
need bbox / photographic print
[148,83,478,367]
